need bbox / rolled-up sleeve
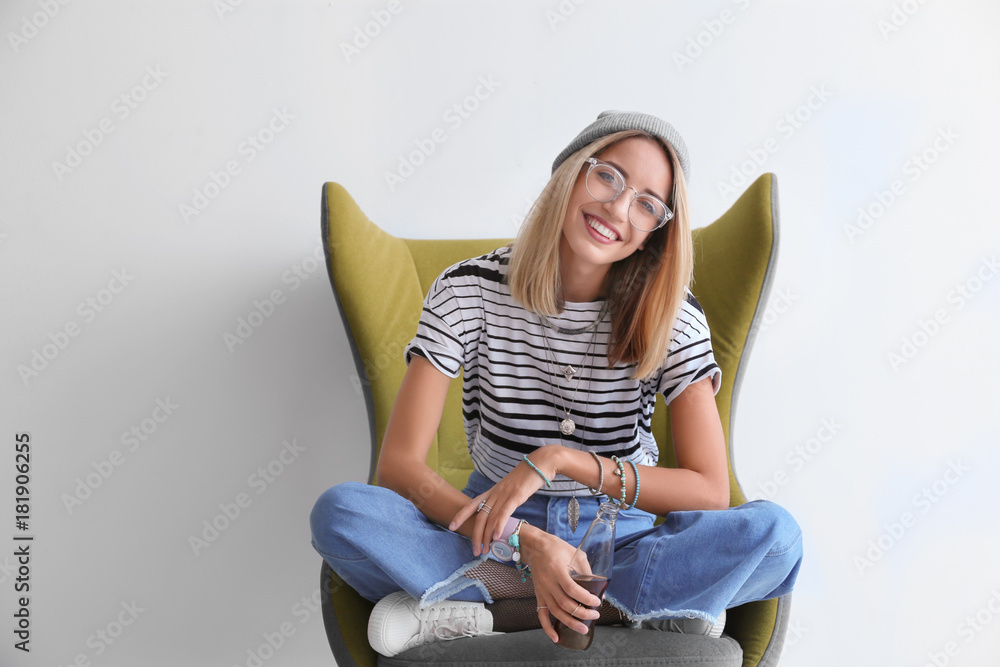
[656,294,722,405]
[403,274,468,379]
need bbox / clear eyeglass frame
[583,157,674,233]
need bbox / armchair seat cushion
[379,627,742,667]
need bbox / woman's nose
[605,187,634,221]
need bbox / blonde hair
[507,130,693,381]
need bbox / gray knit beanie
[551,110,690,181]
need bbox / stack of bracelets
[514,453,641,580]
[521,452,640,511]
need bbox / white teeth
[586,216,618,241]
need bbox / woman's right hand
[517,524,602,643]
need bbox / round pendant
[560,418,575,435]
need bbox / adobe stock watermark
[7,0,71,54]
[178,107,295,224]
[340,0,402,63]
[878,0,931,41]
[509,197,537,234]
[783,616,807,652]
[843,126,958,243]
[545,0,589,32]
[223,243,324,352]
[750,417,842,501]
[348,335,412,396]
[61,397,180,514]
[232,586,329,667]
[0,555,18,585]
[384,75,501,192]
[854,459,970,576]
[919,588,1000,667]
[887,255,997,372]
[16,268,135,386]
[188,438,306,557]
[716,84,832,200]
[672,0,752,72]
[752,287,798,336]
[55,600,145,667]
[51,65,169,182]
[213,0,246,21]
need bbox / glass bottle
[554,501,619,650]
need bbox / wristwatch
[490,540,515,561]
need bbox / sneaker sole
[367,591,416,657]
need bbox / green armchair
[318,174,790,667]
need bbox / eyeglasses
[583,158,674,232]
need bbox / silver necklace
[538,321,599,436]
[537,311,603,531]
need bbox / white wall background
[2,1,999,666]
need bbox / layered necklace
[536,302,609,531]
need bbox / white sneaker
[367,591,502,657]
[641,609,726,639]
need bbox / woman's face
[559,136,673,278]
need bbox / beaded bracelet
[508,519,531,582]
[610,456,627,507]
[623,460,640,510]
[522,454,552,487]
[588,451,604,496]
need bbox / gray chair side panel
[320,561,360,667]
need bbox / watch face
[490,540,514,561]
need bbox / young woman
[310,111,802,657]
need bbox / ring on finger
[537,605,548,612]
[477,501,492,514]
[572,603,582,616]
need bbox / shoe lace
[418,604,484,643]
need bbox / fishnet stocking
[463,559,627,633]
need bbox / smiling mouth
[585,215,620,242]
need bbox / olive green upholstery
[319,174,790,667]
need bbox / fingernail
[448,522,456,531]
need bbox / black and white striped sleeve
[656,293,722,404]
[403,271,469,379]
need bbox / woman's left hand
[448,444,562,556]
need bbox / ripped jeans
[309,470,802,624]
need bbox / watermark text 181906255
[13,432,33,653]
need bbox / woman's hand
[448,444,563,556]
[518,524,602,643]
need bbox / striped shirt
[403,245,721,496]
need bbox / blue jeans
[310,470,802,624]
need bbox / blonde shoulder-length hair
[506,129,693,382]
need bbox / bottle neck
[597,501,619,523]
